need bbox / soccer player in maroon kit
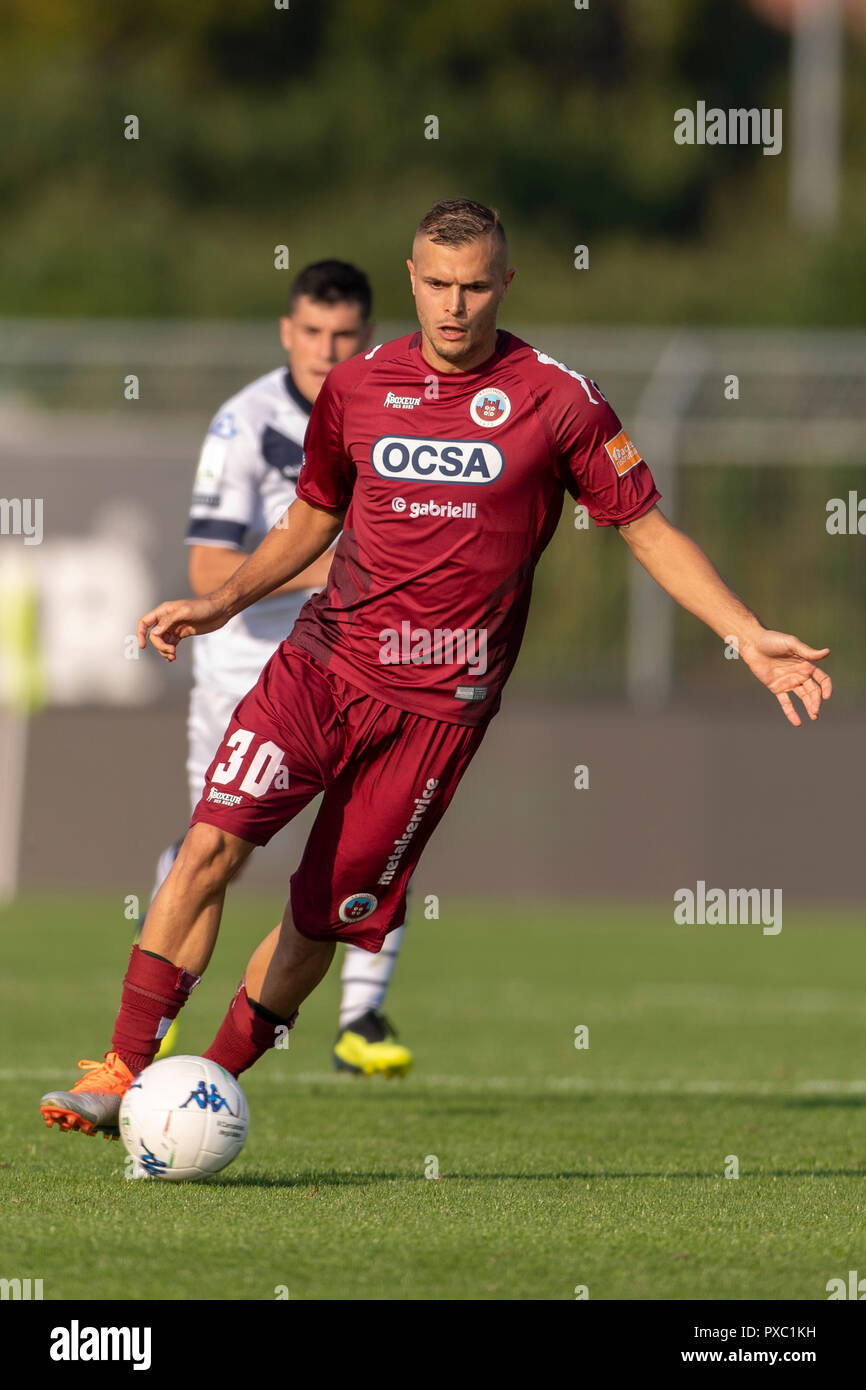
[40,199,832,1137]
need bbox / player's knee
[174,823,251,894]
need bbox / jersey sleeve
[185,406,263,550]
[548,377,660,527]
[295,371,356,512]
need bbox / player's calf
[140,821,255,971]
[39,825,255,1138]
[203,917,335,1076]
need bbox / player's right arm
[138,498,343,661]
[188,542,333,597]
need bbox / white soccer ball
[119,1055,249,1182]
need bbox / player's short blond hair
[415,199,507,253]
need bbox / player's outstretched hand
[137,597,228,661]
[739,630,831,727]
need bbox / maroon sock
[111,945,201,1075]
[204,983,297,1077]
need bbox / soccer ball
[119,1055,249,1182]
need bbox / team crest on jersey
[338,892,378,923]
[208,412,237,440]
[470,387,511,429]
[604,429,642,477]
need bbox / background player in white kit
[145,261,413,1077]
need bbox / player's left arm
[617,505,831,727]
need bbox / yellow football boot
[155,1017,180,1060]
[333,1010,413,1078]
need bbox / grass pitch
[2,895,865,1301]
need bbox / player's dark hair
[288,260,372,319]
[415,199,507,252]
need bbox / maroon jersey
[291,330,660,725]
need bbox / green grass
[2,895,865,1300]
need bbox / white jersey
[186,367,316,700]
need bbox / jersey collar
[283,369,314,417]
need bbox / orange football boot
[40,1051,136,1139]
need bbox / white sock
[148,839,183,911]
[339,924,407,1029]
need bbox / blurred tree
[0,0,863,320]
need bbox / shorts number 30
[211,729,286,798]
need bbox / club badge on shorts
[338,892,378,923]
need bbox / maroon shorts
[190,643,487,952]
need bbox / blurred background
[1,0,864,903]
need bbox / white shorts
[186,685,240,815]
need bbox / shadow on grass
[782,1097,866,1109]
[293,1089,866,1113]
[214,1166,866,1189]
